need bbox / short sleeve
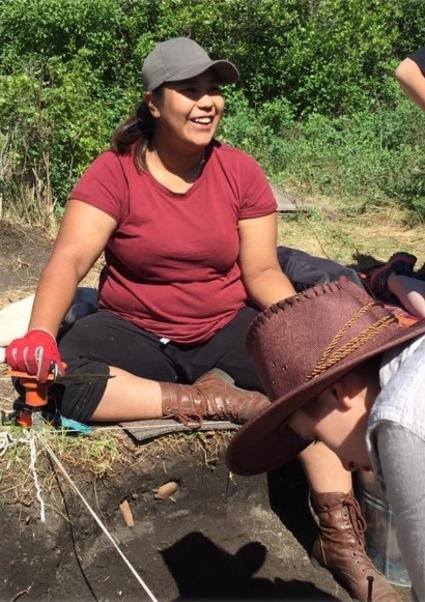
[408,47,425,75]
[69,151,129,223]
[238,153,277,219]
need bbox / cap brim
[165,59,239,85]
[226,319,425,476]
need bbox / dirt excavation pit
[0,436,352,602]
[0,221,409,601]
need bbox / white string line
[0,429,46,522]
[37,433,158,602]
[27,432,46,523]
[0,430,15,457]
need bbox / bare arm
[29,200,117,336]
[395,57,425,112]
[238,213,295,309]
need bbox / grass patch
[0,425,126,505]
[0,420,232,510]
[277,202,425,269]
[222,95,425,221]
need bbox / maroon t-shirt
[70,141,277,343]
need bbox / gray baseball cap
[142,37,239,91]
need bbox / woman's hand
[6,329,64,382]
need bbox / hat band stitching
[311,301,378,360]
[304,305,396,382]
[306,315,395,378]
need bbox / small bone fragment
[154,481,178,500]
[119,499,135,527]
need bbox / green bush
[1,0,425,222]
[221,92,425,218]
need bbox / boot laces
[162,408,204,428]
[208,396,239,422]
[162,385,207,428]
[164,382,235,427]
[344,495,367,545]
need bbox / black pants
[54,247,362,422]
[56,306,261,422]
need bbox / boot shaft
[161,369,270,426]
[311,490,400,601]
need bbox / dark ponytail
[111,92,161,172]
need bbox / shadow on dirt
[0,445,348,602]
[161,532,339,601]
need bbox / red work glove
[6,329,64,382]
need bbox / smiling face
[288,364,381,472]
[147,68,225,153]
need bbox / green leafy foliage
[1,0,425,222]
[223,91,425,217]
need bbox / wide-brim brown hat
[226,277,425,476]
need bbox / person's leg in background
[299,443,399,601]
[277,246,364,291]
[360,251,425,317]
[387,274,425,317]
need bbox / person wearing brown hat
[227,277,425,600]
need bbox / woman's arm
[395,56,425,112]
[238,213,295,308]
[29,200,117,336]
[6,200,117,380]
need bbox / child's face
[288,369,380,472]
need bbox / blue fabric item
[59,416,93,435]
[62,287,98,327]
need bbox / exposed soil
[0,220,410,601]
[1,440,352,602]
[0,221,52,293]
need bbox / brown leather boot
[311,491,400,601]
[160,369,270,426]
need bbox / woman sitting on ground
[6,37,397,600]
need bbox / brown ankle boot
[160,369,270,426]
[311,491,400,601]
